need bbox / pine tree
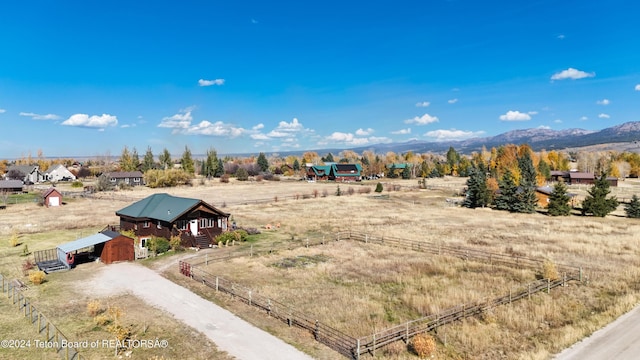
[159,148,172,170]
[401,165,411,179]
[215,159,224,177]
[463,166,490,208]
[293,159,300,172]
[387,164,398,178]
[495,170,518,211]
[547,180,572,216]
[624,194,640,218]
[142,146,155,172]
[257,152,269,172]
[181,146,195,174]
[203,148,219,178]
[581,173,618,217]
[131,147,140,171]
[119,146,134,171]
[513,151,537,213]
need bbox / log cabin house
[116,193,230,249]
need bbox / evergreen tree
[387,164,398,178]
[401,165,411,179]
[513,151,538,213]
[215,159,224,177]
[547,180,572,216]
[495,170,518,211]
[142,146,155,172]
[624,194,640,218]
[375,182,383,193]
[159,148,172,170]
[235,167,249,181]
[581,173,618,217]
[257,152,269,172]
[181,146,195,174]
[446,146,460,175]
[293,159,300,171]
[131,147,140,171]
[322,153,335,163]
[202,148,219,178]
[463,166,490,208]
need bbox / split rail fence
[179,231,585,359]
[0,273,83,360]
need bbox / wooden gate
[179,261,191,277]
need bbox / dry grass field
[1,176,640,359]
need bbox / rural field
[1,177,640,359]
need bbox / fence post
[205,254,208,265]
[267,299,271,316]
[373,334,376,356]
[528,284,531,299]
[249,290,252,306]
[356,338,360,360]
[579,267,583,282]
[306,238,309,248]
[215,277,219,292]
[405,322,409,343]
[547,278,550,293]
[314,320,319,340]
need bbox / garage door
[49,197,60,207]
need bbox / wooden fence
[179,231,585,359]
[0,273,83,360]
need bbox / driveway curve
[88,262,314,360]
[554,304,640,360]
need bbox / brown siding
[100,235,134,264]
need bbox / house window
[134,178,140,183]
[140,237,150,248]
[217,219,222,228]
[177,220,188,230]
[110,178,116,183]
[157,220,162,229]
[143,221,150,228]
[125,178,130,184]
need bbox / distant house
[5,165,44,184]
[535,186,577,208]
[550,171,618,187]
[386,163,412,177]
[43,188,63,207]
[44,164,76,182]
[104,171,145,187]
[0,180,24,193]
[115,193,231,249]
[306,163,362,182]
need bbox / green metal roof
[115,193,201,222]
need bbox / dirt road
[553,304,640,360]
[88,262,314,360]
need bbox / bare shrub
[313,189,319,198]
[22,259,35,275]
[383,340,408,357]
[347,187,355,195]
[9,230,19,247]
[28,270,46,285]
[87,300,103,316]
[255,175,264,182]
[220,174,230,183]
[542,260,559,281]
[358,187,372,194]
[302,194,311,199]
[410,333,437,358]
[322,189,328,197]
[94,314,110,326]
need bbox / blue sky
[1,0,639,159]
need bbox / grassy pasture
[0,177,639,359]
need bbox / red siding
[100,235,134,264]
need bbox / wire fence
[0,273,83,360]
[180,231,585,359]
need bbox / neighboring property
[549,171,618,187]
[306,163,362,182]
[44,164,76,182]
[116,193,230,249]
[0,180,24,194]
[34,230,135,272]
[5,165,44,184]
[104,171,145,186]
[535,186,577,208]
[42,187,63,207]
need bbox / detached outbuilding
[43,188,63,207]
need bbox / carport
[39,230,135,271]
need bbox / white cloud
[554,119,563,123]
[580,116,588,121]
[596,99,610,105]
[598,113,610,119]
[250,133,270,140]
[0,109,5,114]
[499,110,532,121]
[276,118,303,131]
[392,128,411,135]
[368,136,392,144]
[198,79,225,86]
[183,120,245,137]
[551,68,595,80]
[404,113,439,125]
[120,124,136,128]
[537,125,551,130]
[355,128,374,136]
[528,111,539,115]
[326,132,369,145]
[415,101,430,107]
[252,123,264,130]
[635,84,640,91]
[19,112,61,120]
[62,114,118,128]
[557,34,565,40]
[448,98,458,104]
[423,129,485,141]
[158,110,193,129]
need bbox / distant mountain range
[346,121,640,155]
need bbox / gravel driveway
[87,262,314,360]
